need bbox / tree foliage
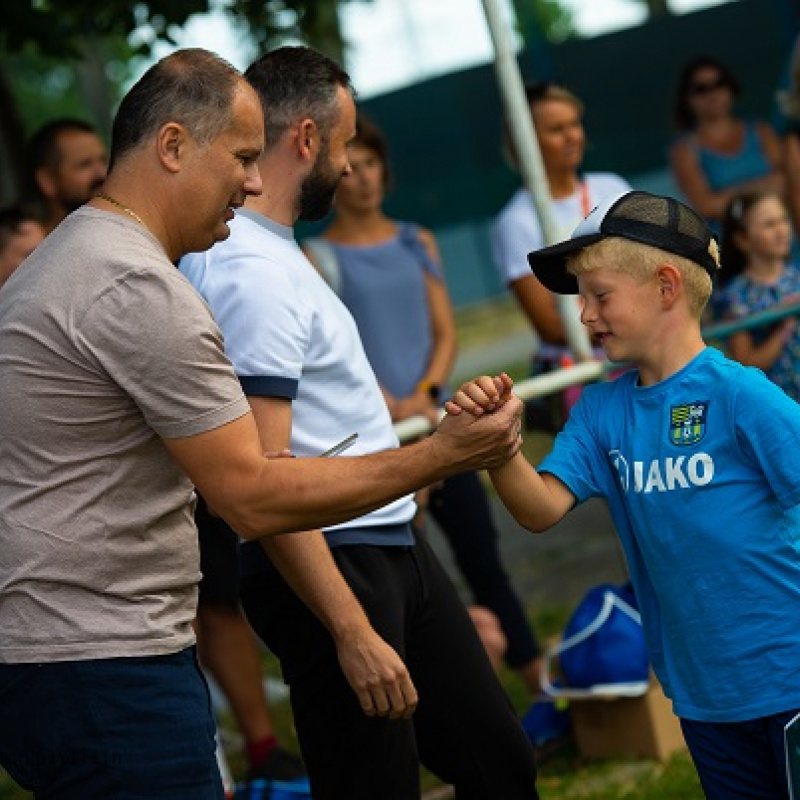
[0,0,368,202]
[1,0,365,64]
[512,0,575,45]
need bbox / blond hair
[567,238,712,319]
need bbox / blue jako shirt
[540,347,800,723]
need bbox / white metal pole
[480,0,593,361]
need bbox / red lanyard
[579,180,591,217]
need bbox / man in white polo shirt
[180,46,539,800]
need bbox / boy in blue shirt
[448,191,800,799]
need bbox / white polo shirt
[180,209,416,546]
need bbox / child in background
[447,191,800,799]
[715,190,800,401]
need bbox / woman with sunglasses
[670,55,785,229]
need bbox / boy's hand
[445,373,514,418]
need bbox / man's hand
[335,625,418,720]
[433,373,522,472]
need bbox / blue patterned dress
[714,263,800,401]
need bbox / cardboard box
[569,679,686,762]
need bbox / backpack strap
[304,236,342,296]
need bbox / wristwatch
[417,380,442,404]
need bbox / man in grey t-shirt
[0,48,523,799]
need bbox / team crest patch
[669,402,708,446]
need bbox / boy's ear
[656,263,681,308]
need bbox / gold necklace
[95,193,146,227]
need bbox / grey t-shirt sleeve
[75,267,249,439]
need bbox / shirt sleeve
[491,192,544,285]
[538,384,610,502]
[76,267,249,439]
[732,368,800,509]
[205,249,311,400]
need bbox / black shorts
[196,496,241,608]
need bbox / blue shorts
[681,709,799,800]
[0,647,223,799]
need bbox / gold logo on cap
[708,238,721,270]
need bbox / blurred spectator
[25,118,108,233]
[669,55,784,230]
[0,203,45,290]
[491,82,630,431]
[304,114,546,696]
[469,606,508,672]
[715,190,800,402]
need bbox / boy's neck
[636,329,706,387]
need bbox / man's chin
[214,223,232,243]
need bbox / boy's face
[577,264,661,364]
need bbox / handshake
[435,373,523,474]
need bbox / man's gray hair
[109,48,242,167]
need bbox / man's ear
[296,119,316,159]
[156,122,188,173]
[35,166,57,200]
[656,263,682,308]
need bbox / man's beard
[62,176,107,214]
[298,149,340,223]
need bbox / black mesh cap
[527,190,721,294]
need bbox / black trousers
[240,534,539,800]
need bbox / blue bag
[542,582,650,699]
[520,679,571,748]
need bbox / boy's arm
[489,453,575,533]
[446,373,575,532]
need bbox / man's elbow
[215,503,292,540]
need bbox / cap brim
[527,233,604,294]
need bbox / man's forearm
[230,402,521,539]
[259,530,371,640]
[166,392,522,540]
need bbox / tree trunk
[75,38,116,143]
[300,1,345,65]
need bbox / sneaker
[247,745,307,783]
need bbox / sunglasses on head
[689,77,728,96]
